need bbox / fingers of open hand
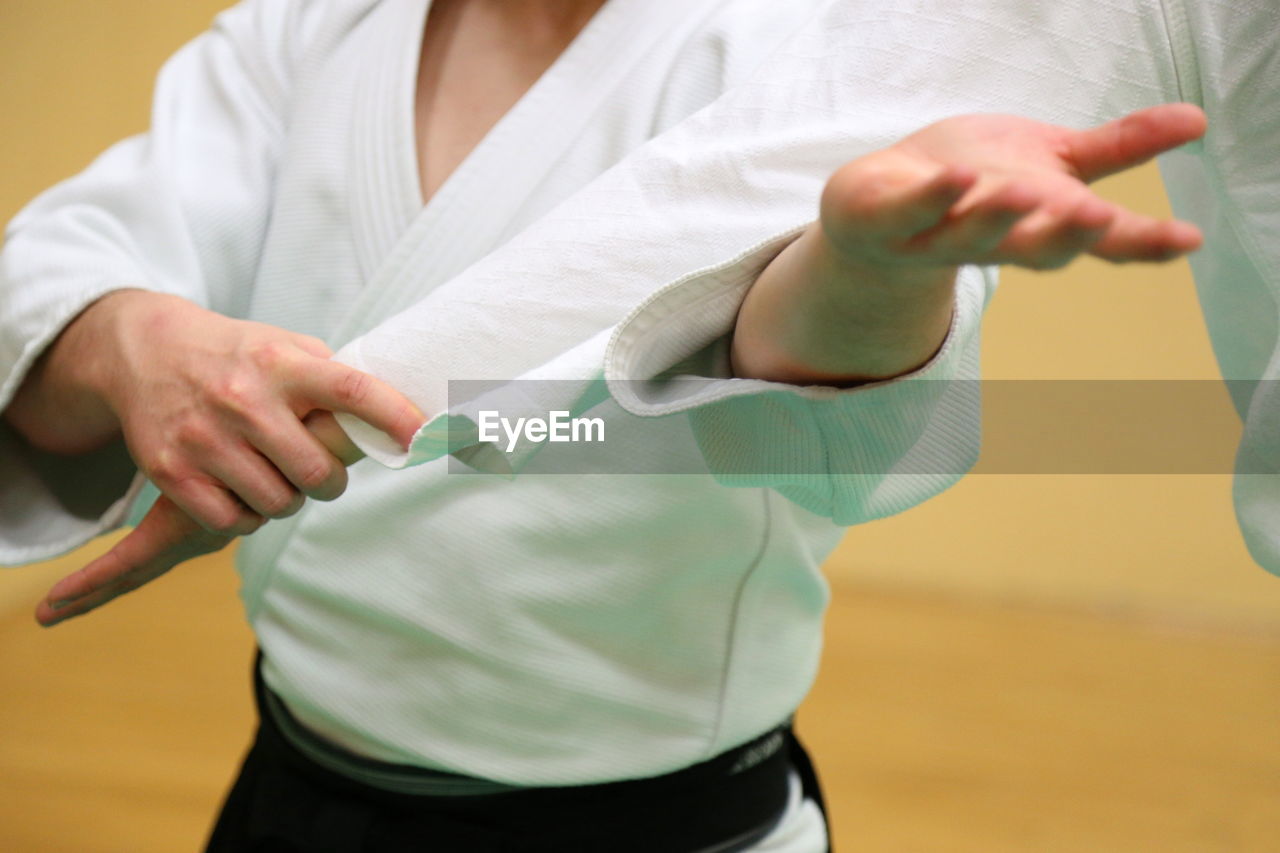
[36,498,230,627]
[900,178,1198,270]
[902,182,1042,259]
[986,194,1116,270]
[1064,103,1207,182]
[824,154,1116,271]
[823,107,1206,272]
[1088,213,1203,263]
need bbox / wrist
[63,289,161,405]
[731,226,956,385]
[4,288,153,453]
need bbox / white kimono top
[1,0,1276,789]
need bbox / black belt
[206,653,827,852]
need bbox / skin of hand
[34,409,364,628]
[3,291,425,627]
[6,289,425,535]
[730,103,1209,384]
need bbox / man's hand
[5,291,427,627]
[6,291,424,536]
[731,103,1208,384]
[35,410,363,627]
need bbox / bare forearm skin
[730,224,956,385]
[2,290,145,455]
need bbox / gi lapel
[335,0,699,347]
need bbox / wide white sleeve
[0,0,312,565]
[333,0,1192,525]
[331,0,1004,526]
[1153,0,1280,575]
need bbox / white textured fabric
[0,0,1275,818]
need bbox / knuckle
[248,340,289,371]
[327,467,349,500]
[391,401,422,436]
[221,512,265,537]
[197,502,260,537]
[296,460,339,495]
[316,471,349,502]
[259,488,302,519]
[173,418,216,451]
[205,511,245,536]
[145,449,184,486]
[334,369,373,407]
[213,373,259,415]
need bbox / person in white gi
[0,0,1274,850]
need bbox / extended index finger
[1064,103,1207,182]
[295,360,426,451]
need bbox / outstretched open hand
[732,103,1208,384]
[821,103,1207,269]
[35,410,374,627]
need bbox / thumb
[36,497,228,626]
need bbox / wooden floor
[3,2,1279,850]
[1,543,1276,852]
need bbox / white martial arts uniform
[1,0,1276,849]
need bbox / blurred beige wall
[2,1,1277,630]
[831,162,1280,632]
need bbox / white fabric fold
[2,0,1279,790]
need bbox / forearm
[2,289,146,455]
[730,224,955,385]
